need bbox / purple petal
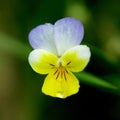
[54,17,84,56]
[28,23,57,54]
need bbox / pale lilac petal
[54,17,84,56]
[28,23,57,55]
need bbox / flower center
[53,66,68,80]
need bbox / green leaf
[75,71,117,90]
[104,74,120,95]
[0,32,31,61]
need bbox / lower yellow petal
[42,68,80,98]
[28,49,58,74]
[61,45,91,72]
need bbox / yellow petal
[42,67,80,98]
[61,45,91,72]
[28,49,58,74]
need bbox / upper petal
[28,23,57,55]
[61,45,91,72]
[54,17,84,56]
[28,49,58,74]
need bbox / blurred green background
[0,0,120,120]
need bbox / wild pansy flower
[28,17,91,99]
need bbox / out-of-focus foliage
[0,0,120,120]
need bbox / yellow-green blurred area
[0,0,120,120]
